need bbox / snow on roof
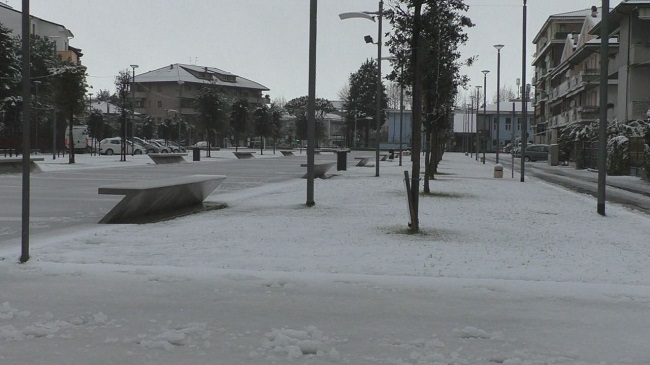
[135,63,269,91]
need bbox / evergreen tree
[50,61,88,163]
[194,86,230,156]
[344,59,388,147]
[230,99,249,151]
[285,96,334,146]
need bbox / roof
[134,63,269,91]
[0,3,74,38]
[591,0,650,35]
[533,8,601,44]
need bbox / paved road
[475,153,650,215]
[0,152,347,245]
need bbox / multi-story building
[531,7,607,145]
[132,63,269,128]
[532,2,650,146]
[592,0,650,123]
[476,101,534,152]
[0,3,80,63]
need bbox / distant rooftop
[135,63,269,91]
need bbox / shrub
[607,135,629,176]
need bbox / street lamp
[520,0,528,183]
[494,44,504,164]
[33,80,41,154]
[130,64,138,154]
[177,80,184,147]
[481,70,489,164]
[475,85,481,161]
[87,92,93,155]
[340,0,384,177]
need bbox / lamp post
[481,70,489,164]
[20,0,32,263]
[597,0,609,215]
[177,80,184,147]
[33,80,41,154]
[520,0,528,183]
[469,95,475,158]
[340,0,384,177]
[494,44,504,164]
[87,92,93,155]
[475,85,481,161]
[130,64,138,154]
[306,0,317,206]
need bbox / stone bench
[355,157,372,167]
[280,150,295,156]
[233,151,256,159]
[300,162,336,179]
[0,157,44,174]
[147,153,188,164]
[98,174,226,223]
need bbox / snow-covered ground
[1,151,649,364]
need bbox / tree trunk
[409,0,424,232]
[68,110,75,164]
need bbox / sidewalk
[1,152,649,364]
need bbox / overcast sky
[11,0,603,103]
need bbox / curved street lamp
[481,70,490,164]
[494,44,504,164]
[339,0,384,177]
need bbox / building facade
[132,63,269,128]
[475,101,534,152]
[532,2,650,145]
[0,3,80,63]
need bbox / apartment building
[132,63,269,125]
[532,1,650,145]
[0,3,80,63]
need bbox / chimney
[169,64,174,70]
[591,6,598,17]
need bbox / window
[157,101,162,108]
[505,118,512,131]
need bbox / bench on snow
[98,174,226,224]
[0,157,44,174]
[355,157,372,167]
[147,153,188,164]
[280,150,295,156]
[300,162,336,179]
[233,151,256,159]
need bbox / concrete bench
[0,157,44,174]
[280,150,295,156]
[233,151,256,159]
[147,153,188,164]
[98,174,226,224]
[355,157,371,167]
[300,162,336,179]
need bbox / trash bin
[388,149,395,159]
[494,164,503,178]
[193,147,201,161]
[337,150,348,171]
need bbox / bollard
[494,164,503,178]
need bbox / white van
[64,126,90,153]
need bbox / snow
[1,151,650,364]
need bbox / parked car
[518,144,549,162]
[167,141,186,153]
[130,137,163,154]
[193,141,209,149]
[148,140,172,153]
[98,137,144,155]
